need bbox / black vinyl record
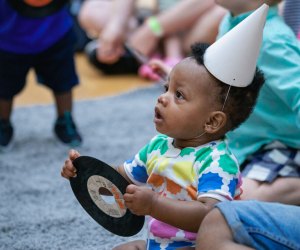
[70,156,145,237]
[7,0,69,18]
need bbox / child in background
[215,0,300,205]
[0,0,82,149]
[61,5,267,248]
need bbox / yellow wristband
[147,16,164,37]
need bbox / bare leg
[113,240,146,250]
[164,36,183,59]
[196,208,254,250]
[78,0,137,38]
[53,91,72,117]
[241,177,300,205]
[0,98,13,120]
[183,5,226,51]
[78,0,114,37]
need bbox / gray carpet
[0,85,163,250]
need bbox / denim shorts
[0,29,79,99]
[216,200,300,250]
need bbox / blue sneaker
[0,119,13,149]
[54,112,82,147]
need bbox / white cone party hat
[204,4,269,87]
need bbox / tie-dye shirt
[123,134,242,249]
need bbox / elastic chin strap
[221,85,231,111]
[194,85,231,140]
[194,131,207,139]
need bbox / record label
[87,175,126,218]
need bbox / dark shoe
[85,40,140,75]
[54,112,82,147]
[0,119,13,148]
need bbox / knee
[78,3,91,30]
[198,208,223,234]
[196,208,232,250]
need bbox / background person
[0,0,82,149]
[215,0,300,205]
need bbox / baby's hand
[123,184,158,216]
[148,59,172,80]
[61,149,80,179]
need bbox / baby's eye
[163,84,169,92]
[175,91,184,99]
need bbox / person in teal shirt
[216,0,300,205]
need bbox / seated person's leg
[242,177,300,205]
[78,0,113,37]
[197,200,300,250]
[241,145,300,205]
[196,207,253,250]
[182,4,226,51]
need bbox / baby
[62,43,264,249]
[61,5,267,249]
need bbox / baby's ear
[204,111,227,134]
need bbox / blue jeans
[216,200,300,250]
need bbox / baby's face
[154,58,218,140]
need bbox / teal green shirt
[218,6,300,164]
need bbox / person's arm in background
[79,0,136,64]
[98,0,135,63]
[129,0,216,56]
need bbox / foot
[54,112,82,147]
[0,119,13,149]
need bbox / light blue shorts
[216,201,300,250]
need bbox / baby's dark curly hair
[190,43,265,132]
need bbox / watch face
[7,0,69,18]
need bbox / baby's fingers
[149,59,172,77]
[61,159,77,179]
[69,149,80,161]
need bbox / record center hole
[98,187,116,205]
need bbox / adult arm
[97,0,136,63]
[129,0,216,56]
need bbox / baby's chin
[155,126,168,136]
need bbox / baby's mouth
[154,107,163,120]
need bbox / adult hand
[61,149,80,179]
[97,23,125,64]
[124,184,158,216]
